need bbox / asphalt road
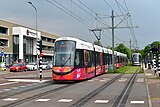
[0,68,150,107]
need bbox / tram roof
[55,37,94,51]
[94,45,103,52]
[55,37,127,57]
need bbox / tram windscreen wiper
[61,53,71,67]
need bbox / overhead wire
[45,0,138,47]
[77,0,110,28]
[45,0,93,28]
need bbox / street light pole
[28,2,39,78]
[111,10,115,73]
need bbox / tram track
[112,67,139,107]
[1,82,76,107]
[1,67,139,107]
[69,74,123,107]
[1,74,124,107]
[69,67,139,107]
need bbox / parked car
[26,62,37,71]
[49,62,53,68]
[10,63,27,72]
[41,62,51,70]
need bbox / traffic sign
[1,52,4,56]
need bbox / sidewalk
[144,64,160,107]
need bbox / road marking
[130,101,144,104]
[11,87,19,90]
[3,98,18,101]
[88,80,94,82]
[36,99,50,102]
[119,78,127,82]
[19,85,26,88]
[0,82,19,86]
[2,89,11,91]
[95,100,109,104]
[100,80,107,82]
[145,73,152,76]
[137,78,144,82]
[8,79,49,83]
[27,84,33,86]
[58,99,73,103]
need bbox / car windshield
[53,40,76,66]
[42,62,48,65]
[13,64,22,66]
[27,63,35,65]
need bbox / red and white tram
[52,37,127,81]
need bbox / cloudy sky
[0,0,159,49]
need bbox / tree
[141,41,160,60]
[115,44,131,59]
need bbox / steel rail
[1,82,75,107]
[112,67,139,107]
[69,74,123,107]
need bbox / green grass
[107,65,143,74]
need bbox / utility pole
[111,10,115,73]
[130,39,132,64]
[90,10,138,73]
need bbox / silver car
[26,63,37,71]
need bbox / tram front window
[54,40,76,66]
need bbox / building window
[23,36,33,54]
[48,46,53,51]
[0,26,8,35]
[42,45,47,50]
[47,38,52,43]
[52,39,56,43]
[13,35,19,54]
[42,36,47,41]
[0,39,8,46]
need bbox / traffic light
[37,39,42,53]
[151,45,157,54]
[158,44,160,53]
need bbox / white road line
[58,99,73,103]
[145,73,152,76]
[100,80,107,82]
[88,80,94,82]
[11,87,19,90]
[19,85,26,88]
[130,101,144,104]
[0,82,19,86]
[2,89,11,91]
[119,78,127,82]
[27,84,34,86]
[3,98,18,101]
[95,100,109,104]
[8,79,49,83]
[137,78,144,82]
[36,99,50,102]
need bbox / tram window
[95,52,100,66]
[87,51,94,67]
[103,53,108,65]
[75,50,84,67]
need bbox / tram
[52,37,127,81]
[131,53,142,66]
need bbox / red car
[10,63,27,72]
